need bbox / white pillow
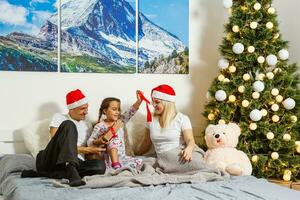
[125,112,155,156]
[21,118,51,159]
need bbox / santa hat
[66,89,88,109]
[151,84,176,102]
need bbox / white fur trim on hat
[67,97,88,109]
[152,90,175,102]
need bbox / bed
[1,118,299,200]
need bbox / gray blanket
[77,147,228,188]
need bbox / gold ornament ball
[247,46,255,53]
[268,7,275,14]
[242,100,250,107]
[232,25,239,33]
[238,86,245,93]
[273,68,281,74]
[250,22,258,29]
[257,56,265,63]
[283,174,291,182]
[243,73,251,81]
[261,109,268,116]
[271,104,279,111]
[276,95,283,103]
[283,134,291,141]
[218,119,226,125]
[266,132,274,140]
[228,95,236,102]
[266,72,274,79]
[229,65,236,73]
[268,101,275,105]
[254,3,261,10]
[249,123,257,130]
[252,92,260,99]
[266,22,274,29]
[271,88,279,96]
[272,115,280,122]
[218,74,225,81]
[271,152,279,159]
[290,115,298,123]
[284,170,292,176]
[208,113,215,120]
[251,155,258,162]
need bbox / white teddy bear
[204,122,252,176]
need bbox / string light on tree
[208,113,215,120]
[266,22,274,29]
[232,25,239,32]
[229,65,236,73]
[251,155,259,162]
[249,123,257,130]
[290,115,297,123]
[252,92,260,99]
[223,78,230,83]
[256,73,265,81]
[257,56,265,64]
[228,95,236,102]
[271,152,279,160]
[253,3,261,10]
[250,21,258,29]
[272,115,280,122]
[278,49,289,60]
[296,145,300,153]
[273,68,282,74]
[274,33,280,39]
[243,73,251,81]
[271,88,279,96]
[238,86,245,93]
[218,74,225,81]
[247,46,255,53]
[266,72,274,79]
[268,7,275,14]
[283,98,296,110]
[261,109,268,116]
[283,173,291,182]
[283,134,291,141]
[271,104,279,112]
[276,95,283,103]
[242,100,250,107]
[218,119,226,124]
[267,132,274,140]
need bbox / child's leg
[107,148,121,169]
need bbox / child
[87,91,143,170]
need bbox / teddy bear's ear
[205,124,215,135]
[228,123,241,136]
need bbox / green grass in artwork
[61,54,135,73]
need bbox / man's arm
[78,146,106,155]
[49,127,58,138]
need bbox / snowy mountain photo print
[0,0,58,72]
[138,0,189,74]
[59,0,137,73]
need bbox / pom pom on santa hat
[66,89,88,109]
[151,84,176,102]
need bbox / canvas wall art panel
[60,0,137,73]
[138,0,189,74]
[0,0,58,72]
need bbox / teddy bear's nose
[215,134,220,138]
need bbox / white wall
[0,0,299,142]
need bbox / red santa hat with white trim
[66,89,88,109]
[151,84,176,102]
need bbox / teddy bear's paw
[226,163,243,176]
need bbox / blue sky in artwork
[0,0,57,36]
[139,0,189,46]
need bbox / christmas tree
[203,0,300,181]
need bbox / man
[22,89,106,186]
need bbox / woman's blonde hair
[154,100,177,128]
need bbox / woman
[137,84,200,166]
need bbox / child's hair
[155,100,177,128]
[98,97,121,122]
